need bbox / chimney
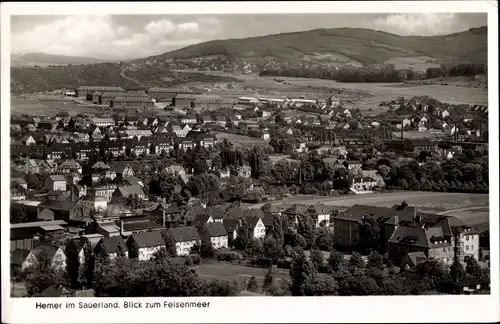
[162,210,166,227]
[120,220,124,236]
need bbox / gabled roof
[98,237,127,254]
[11,249,31,266]
[203,222,228,237]
[204,206,225,219]
[224,201,248,219]
[128,231,165,248]
[307,203,331,215]
[243,215,262,229]
[116,185,145,198]
[168,226,200,242]
[111,162,132,174]
[283,204,307,215]
[92,161,110,169]
[244,208,265,219]
[193,213,212,227]
[49,175,66,182]
[223,218,240,232]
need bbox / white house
[45,175,67,192]
[200,222,229,249]
[168,227,200,256]
[243,215,266,239]
[126,231,165,261]
[306,204,331,228]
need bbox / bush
[276,258,293,269]
[216,250,243,262]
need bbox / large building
[75,86,125,99]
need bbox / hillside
[10,63,138,93]
[11,52,111,67]
[135,26,488,65]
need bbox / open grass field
[393,130,447,140]
[248,192,489,227]
[285,192,489,212]
[11,96,106,116]
[383,56,440,71]
[193,262,289,285]
[214,132,269,147]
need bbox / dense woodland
[259,63,487,83]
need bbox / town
[10,82,490,297]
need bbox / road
[436,206,489,215]
[120,66,146,86]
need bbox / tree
[416,258,447,287]
[450,260,466,282]
[367,251,384,270]
[263,266,274,292]
[65,239,81,289]
[315,229,334,251]
[161,233,177,257]
[465,256,483,278]
[309,247,324,271]
[328,250,345,273]
[355,214,381,253]
[348,252,364,269]
[81,243,95,288]
[10,204,28,223]
[303,276,338,296]
[200,242,215,259]
[289,247,315,296]
[246,276,259,292]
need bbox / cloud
[11,15,222,60]
[374,13,458,35]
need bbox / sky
[10,13,487,61]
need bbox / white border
[1,2,498,323]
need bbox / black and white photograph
[1,1,498,323]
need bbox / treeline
[425,63,487,79]
[259,64,424,83]
[372,148,489,193]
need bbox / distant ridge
[133,26,488,65]
[11,52,112,67]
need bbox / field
[392,130,446,140]
[193,262,289,285]
[11,96,107,116]
[177,71,488,112]
[249,192,489,227]
[214,132,269,147]
[383,56,440,71]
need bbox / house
[351,177,377,191]
[92,185,118,202]
[418,120,428,132]
[305,204,331,228]
[262,131,271,140]
[11,249,32,274]
[343,160,362,170]
[388,213,480,265]
[21,159,40,174]
[78,196,108,214]
[441,277,490,295]
[237,165,252,178]
[20,135,37,146]
[94,236,128,260]
[126,231,165,261]
[166,164,186,175]
[37,200,79,222]
[37,208,55,221]
[167,227,201,256]
[26,245,68,271]
[58,160,82,174]
[441,109,450,119]
[243,215,266,239]
[200,222,229,249]
[11,178,28,190]
[45,175,67,192]
[400,251,427,269]
[112,185,146,201]
[111,162,134,178]
[222,218,240,244]
[295,142,307,153]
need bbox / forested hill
[134,26,488,65]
